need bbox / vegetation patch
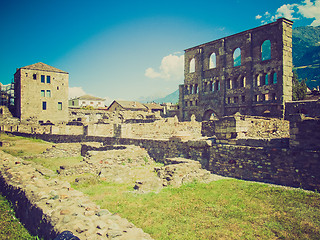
[1,134,320,239]
[0,194,41,240]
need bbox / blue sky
[1,0,319,104]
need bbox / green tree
[292,71,307,101]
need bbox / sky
[1,0,319,105]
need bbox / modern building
[69,94,105,109]
[14,62,69,124]
[179,18,293,121]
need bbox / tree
[292,71,307,101]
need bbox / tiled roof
[114,100,148,110]
[143,102,163,110]
[77,95,105,101]
[20,62,68,74]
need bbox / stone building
[69,94,105,109]
[14,62,69,124]
[108,100,148,112]
[179,18,293,121]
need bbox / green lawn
[1,133,320,240]
[75,178,320,240]
[0,194,40,240]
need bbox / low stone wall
[0,151,153,240]
[202,114,290,139]
[289,115,320,150]
[8,132,320,191]
[285,99,320,118]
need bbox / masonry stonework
[14,62,69,124]
[179,18,293,121]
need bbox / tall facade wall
[179,18,293,121]
[14,66,69,124]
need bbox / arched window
[239,76,245,88]
[265,74,269,85]
[190,85,193,94]
[233,48,241,67]
[209,53,216,68]
[189,58,195,73]
[273,72,277,84]
[261,40,271,61]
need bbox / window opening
[194,84,198,94]
[33,74,37,80]
[261,40,271,61]
[241,95,245,103]
[273,72,277,84]
[41,75,45,83]
[58,102,62,110]
[239,76,245,88]
[233,48,241,67]
[42,101,47,110]
[265,74,269,85]
[47,76,51,83]
[41,90,45,97]
[46,90,51,97]
[232,79,238,89]
[189,58,195,73]
[209,53,216,68]
[227,79,231,89]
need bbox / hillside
[292,25,320,89]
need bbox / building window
[209,53,216,69]
[41,90,45,97]
[47,76,51,83]
[42,101,47,110]
[233,48,241,67]
[185,101,188,107]
[261,94,266,101]
[227,79,231,89]
[33,74,37,80]
[234,96,239,103]
[265,74,269,85]
[41,75,45,83]
[58,102,62,110]
[46,90,51,97]
[194,84,198,94]
[189,58,195,73]
[227,97,231,104]
[254,95,259,102]
[215,81,220,91]
[190,85,193,94]
[239,76,245,88]
[209,82,213,92]
[273,72,277,84]
[241,95,246,103]
[232,78,238,89]
[261,40,271,61]
[260,75,266,86]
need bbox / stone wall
[285,99,320,118]
[202,114,289,140]
[0,151,153,240]
[179,18,293,121]
[289,114,320,150]
[9,132,320,191]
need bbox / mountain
[153,89,179,104]
[292,25,320,89]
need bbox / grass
[0,133,52,157]
[1,133,320,239]
[74,179,320,240]
[0,194,41,240]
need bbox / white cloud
[256,0,320,26]
[145,67,161,79]
[68,86,86,99]
[145,53,184,82]
[297,0,320,26]
[274,4,299,20]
